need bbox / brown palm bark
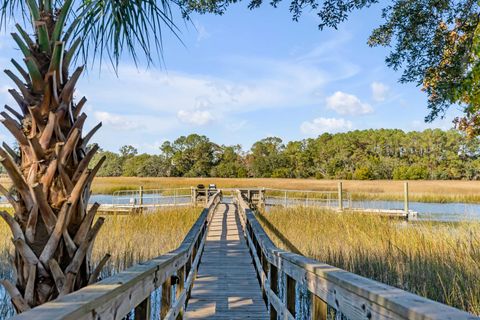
[0,1,108,311]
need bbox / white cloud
[326,91,373,115]
[371,82,389,102]
[77,41,360,120]
[300,117,353,135]
[177,109,215,126]
[93,111,140,130]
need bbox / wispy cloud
[371,81,390,102]
[195,22,211,42]
[300,117,353,136]
[93,111,141,130]
[177,109,215,125]
[76,43,360,128]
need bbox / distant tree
[160,134,219,177]
[249,137,286,177]
[122,154,152,176]
[119,145,138,159]
[94,152,123,177]
[92,129,480,180]
[213,145,246,178]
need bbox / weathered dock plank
[185,203,268,319]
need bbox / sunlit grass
[94,207,200,278]
[0,206,201,317]
[258,206,480,315]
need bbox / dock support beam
[139,186,144,206]
[338,182,343,211]
[404,182,409,214]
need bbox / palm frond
[73,0,184,69]
[2,0,185,69]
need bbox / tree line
[91,129,480,180]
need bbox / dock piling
[404,182,409,214]
[338,182,343,211]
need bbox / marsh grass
[93,207,200,278]
[258,206,480,315]
[0,206,200,317]
[89,177,480,203]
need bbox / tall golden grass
[258,206,480,315]
[0,206,200,317]
[1,176,479,203]
[93,207,200,277]
[87,177,480,203]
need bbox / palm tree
[0,0,180,312]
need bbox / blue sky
[0,2,461,153]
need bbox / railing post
[404,182,409,214]
[192,187,196,206]
[284,191,287,207]
[134,296,151,320]
[174,189,177,206]
[311,294,327,320]
[160,277,172,319]
[139,186,144,206]
[286,275,296,317]
[338,182,343,211]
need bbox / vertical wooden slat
[134,296,151,320]
[176,266,185,319]
[286,275,296,317]
[312,294,328,320]
[262,252,269,275]
[160,277,172,319]
[270,303,278,320]
[270,264,278,295]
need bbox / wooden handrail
[234,190,479,320]
[10,191,222,320]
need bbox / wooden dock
[185,203,268,319]
[9,190,477,320]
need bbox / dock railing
[264,187,352,210]
[10,191,222,320]
[234,190,478,320]
[112,187,193,208]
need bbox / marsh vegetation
[258,206,480,315]
[84,177,480,204]
[0,206,200,317]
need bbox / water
[3,193,478,222]
[350,200,480,222]
[264,197,480,222]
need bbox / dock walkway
[185,203,268,319]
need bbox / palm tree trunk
[0,1,107,311]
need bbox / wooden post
[311,294,327,320]
[338,182,343,211]
[270,304,278,320]
[139,186,144,206]
[176,267,185,301]
[160,277,171,319]
[286,275,296,317]
[270,264,278,294]
[174,189,177,206]
[284,191,287,207]
[261,188,266,208]
[134,296,151,320]
[404,182,409,214]
[192,188,196,206]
